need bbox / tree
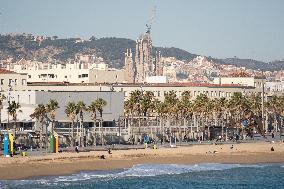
[140,91,155,117]
[30,104,46,148]
[76,101,86,146]
[65,102,77,146]
[227,92,251,138]
[266,95,284,132]
[87,101,99,145]
[7,101,22,139]
[192,94,211,129]
[94,98,107,145]
[46,99,59,137]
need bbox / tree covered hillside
[1,34,284,71]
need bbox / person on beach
[75,146,79,153]
[108,148,112,154]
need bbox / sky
[0,0,284,62]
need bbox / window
[64,75,67,78]
[1,79,4,85]
[9,79,12,85]
[82,74,88,78]
[28,75,31,78]
[78,75,81,78]
[157,91,160,97]
[22,79,26,85]
[48,74,55,78]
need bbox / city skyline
[0,0,284,62]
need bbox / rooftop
[0,69,16,74]
[28,82,254,89]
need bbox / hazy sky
[0,0,284,62]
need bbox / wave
[0,163,273,187]
[47,163,264,182]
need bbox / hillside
[0,34,284,71]
[0,34,197,69]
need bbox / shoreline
[0,142,284,180]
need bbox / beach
[0,141,284,180]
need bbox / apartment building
[0,69,27,91]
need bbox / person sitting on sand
[271,147,274,151]
[100,155,105,159]
[108,148,112,154]
[230,145,234,149]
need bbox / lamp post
[138,86,143,143]
[261,70,265,135]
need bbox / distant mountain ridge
[0,34,283,71]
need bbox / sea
[0,163,284,189]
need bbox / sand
[0,141,284,180]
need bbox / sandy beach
[0,141,284,180]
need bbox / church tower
[124,48,134,83]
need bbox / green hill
[0,34,284,71]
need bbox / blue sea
[1,163,284,189]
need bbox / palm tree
[7,101,22,139]
[65,102,77,146]
[30,104,46,149]
[46,99,59,138]
[192,94,211,138]
[94,98,107,146]
[154,99,167,141]
[87,101,98,146]
[76,101,86,146]
[125,90,142,141]
[266,95,284,133]
[211,97,229,139]
[228,92,250,127]
[163,91,179,142]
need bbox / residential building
[0,69,27,91]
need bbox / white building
[0,69,27,91]
[266,81,284,92]
[213,77,264,88]
[7,60,125,84]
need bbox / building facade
[26,83,264,102]
[0,69,27,91]
[1,91,124,125]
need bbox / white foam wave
[53,163,264,182]
[0,163,268,187]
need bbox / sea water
[1,163,284,189]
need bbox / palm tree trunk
[71,120,74,147]
[13,118,16,141]
[100,118,104,146]
[40,121,43,149]
[93,120,96,146]
[45,122,48,153]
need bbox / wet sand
[0,142,284,180]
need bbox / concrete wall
[89,69,126,83]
